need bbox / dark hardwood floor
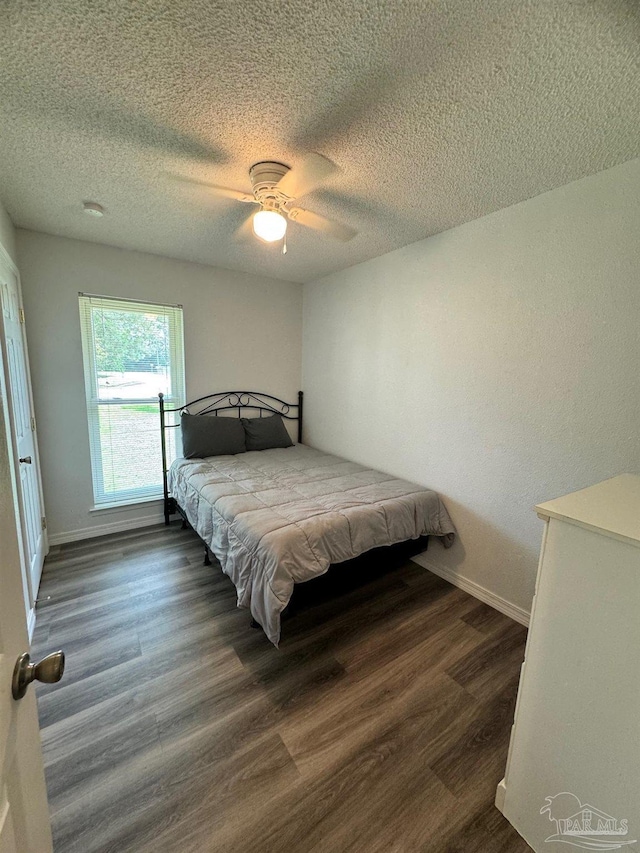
[32,523,532,853]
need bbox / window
[79,294,185,508]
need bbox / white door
[0,252,47,625]
[0,362,54,852]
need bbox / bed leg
[181,518,188,530]
[203,546,211,566]
[250,618,261,630]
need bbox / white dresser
[496,475,640,852]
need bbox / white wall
[17,230,302,542]
[303,158,640,616]
[0,197,17,265]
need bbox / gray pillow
[241,414,294,451]
[181,414,246,458]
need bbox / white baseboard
[495,779,507,813]
[48,512,165,546]
[411,553,530,627]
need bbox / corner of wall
[0,197,18,268]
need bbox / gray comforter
[168,444,455,645]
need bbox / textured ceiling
[1,1,639,284]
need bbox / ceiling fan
[179,153,357,250]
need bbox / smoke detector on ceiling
[82,201,104,217]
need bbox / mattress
[168,444,455,645]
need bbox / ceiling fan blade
[287,207,357,242]
[168,174,256,203]
[208,185,257,203]
[276,153,339,200]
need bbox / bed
[159,391,455,645]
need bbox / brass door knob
[12,650,65,700]
[19,456,32,464]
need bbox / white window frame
[79,293,185,508]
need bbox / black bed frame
[159,390,303,531]
[158,389,428,633]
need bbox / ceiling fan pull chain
[282,233,287,255]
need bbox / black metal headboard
[158,390,303,525]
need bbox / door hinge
[41,516,47,530]
[31,416,36,431]
[19,307,25,324]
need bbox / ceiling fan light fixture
[252,209,287,242]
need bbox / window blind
[78,294,185,507]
